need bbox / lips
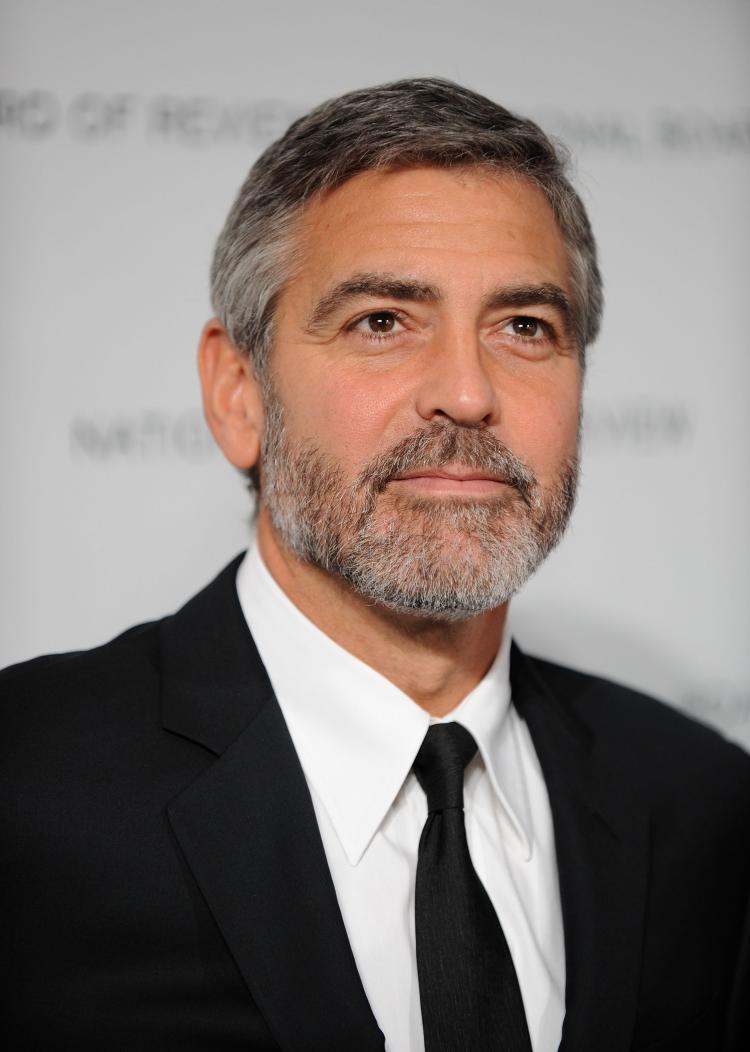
[394,468,508,484]
[389,466,511,495]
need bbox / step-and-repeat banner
[1,0,748,748]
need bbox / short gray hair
[211,77,603,375]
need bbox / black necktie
[413,722,532,1052]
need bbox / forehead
[290,165,572,293]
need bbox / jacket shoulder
[530,652,748,755]
[526,651,750,807]
[0,618,164,733]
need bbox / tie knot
[413,723,478,813]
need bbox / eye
[365,311,397,333]
[503,316,548,340]
[349,310,406,339]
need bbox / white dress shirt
[236,541,565,1051]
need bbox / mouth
[389,465,511,496]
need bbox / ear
[198,319,264,470]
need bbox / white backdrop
[1,0,749,748]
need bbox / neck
[256,511,508,718]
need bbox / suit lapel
[511,644,650,1051]
[160,556,384,1052]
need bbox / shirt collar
[236,540,533,865]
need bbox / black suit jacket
[2,554,749,1051]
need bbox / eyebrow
[482,282,572,318]
[305,273,441,331]
[304,271,574,337]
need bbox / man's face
[258,166,582,620]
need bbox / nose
[414,326,499,428]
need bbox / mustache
[356,422,537,504]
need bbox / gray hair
[211,77,603,375]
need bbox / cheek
[503,375,581,473]
[276,359,408,468]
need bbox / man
[2,78,748,1052]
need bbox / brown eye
[511,316,542,338]
[350,309,406,342]
[367,311,397,333]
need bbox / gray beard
[259,387,579,622]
